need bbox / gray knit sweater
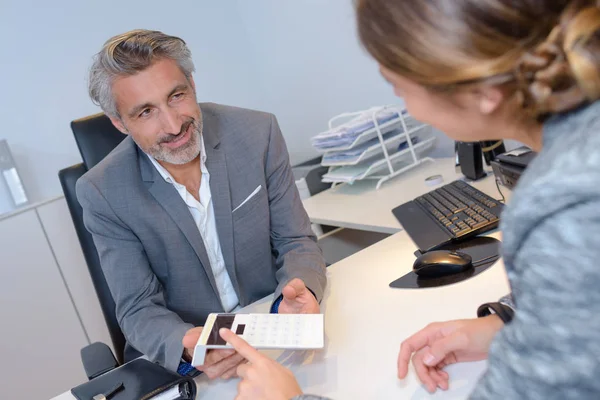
[470,102,600,398]
[296,102,600,399]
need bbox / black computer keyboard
[392,180,504,251]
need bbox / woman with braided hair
[363,0,600,398]
[218,1,600,398]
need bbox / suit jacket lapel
[202,109,241,298]
[138,148,221,300]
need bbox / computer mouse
[413,250,473,278]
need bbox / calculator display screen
[206,314,236,345]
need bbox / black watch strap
[477,302,514,324]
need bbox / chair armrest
[81,342,119,380]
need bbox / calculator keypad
[243,314,322,349]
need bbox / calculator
[191,313,324,366]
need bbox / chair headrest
[71,113,127,169]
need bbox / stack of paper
[311,108,403,151]
[321,129,423,166]
[321,136,436,184]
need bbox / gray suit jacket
[76,103,327,372]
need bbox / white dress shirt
[146,137,239,312]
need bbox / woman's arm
[471,201,600,398]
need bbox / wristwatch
[477,302,514,323]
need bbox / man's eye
[139,109,151,118]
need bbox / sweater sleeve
[470,200,600,399]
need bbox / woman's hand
[398,315,503,393]
[220,328,304,400]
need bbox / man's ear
[478,86,505,115]
[109,116,129,135]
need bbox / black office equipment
[413,250,473,278]
[495,147,536,168]
[392,180,504,252]
[481,140,506,165]
[390,236,501,289]
[491,147,536,190]
[491,161,522,190]
[457,142,486,180]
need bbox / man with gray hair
[76,30,327,379]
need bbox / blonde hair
[357,0,600,119]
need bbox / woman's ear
[478,86,505,115]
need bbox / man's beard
[146,116,203,165]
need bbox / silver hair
[88,29,195,118]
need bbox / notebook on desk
[70,359,196,400]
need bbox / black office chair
[58,113,127,371]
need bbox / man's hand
[220,328,303,400]
[278,278,320,314]
[398,315,504,393]
[182,327,246,380]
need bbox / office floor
[318,227,391,265]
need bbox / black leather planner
[71,359,196,400]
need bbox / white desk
[193,231,509,399]
[52,230,509,400]
[302,158,504,234]
[52,160,511,400]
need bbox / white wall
[1,0,455,204]
[233,0,407,163]
[0,0,258,203]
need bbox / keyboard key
[485,213,499,222]
[455,228,471,236]
[419,196,444,215]
[471,221,489,230]
[474,214,487,222]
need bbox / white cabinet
[0,206,88,399]
[37,199,112,349]
[0,197,111,399]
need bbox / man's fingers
[202,348,236,366]
[221,361,244,380]
[202,353,246,380]
[219,328,264,364]
[398,324,440,378]
[182,326,203,349]
[282,285,297,301]
[282,278,306,300]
